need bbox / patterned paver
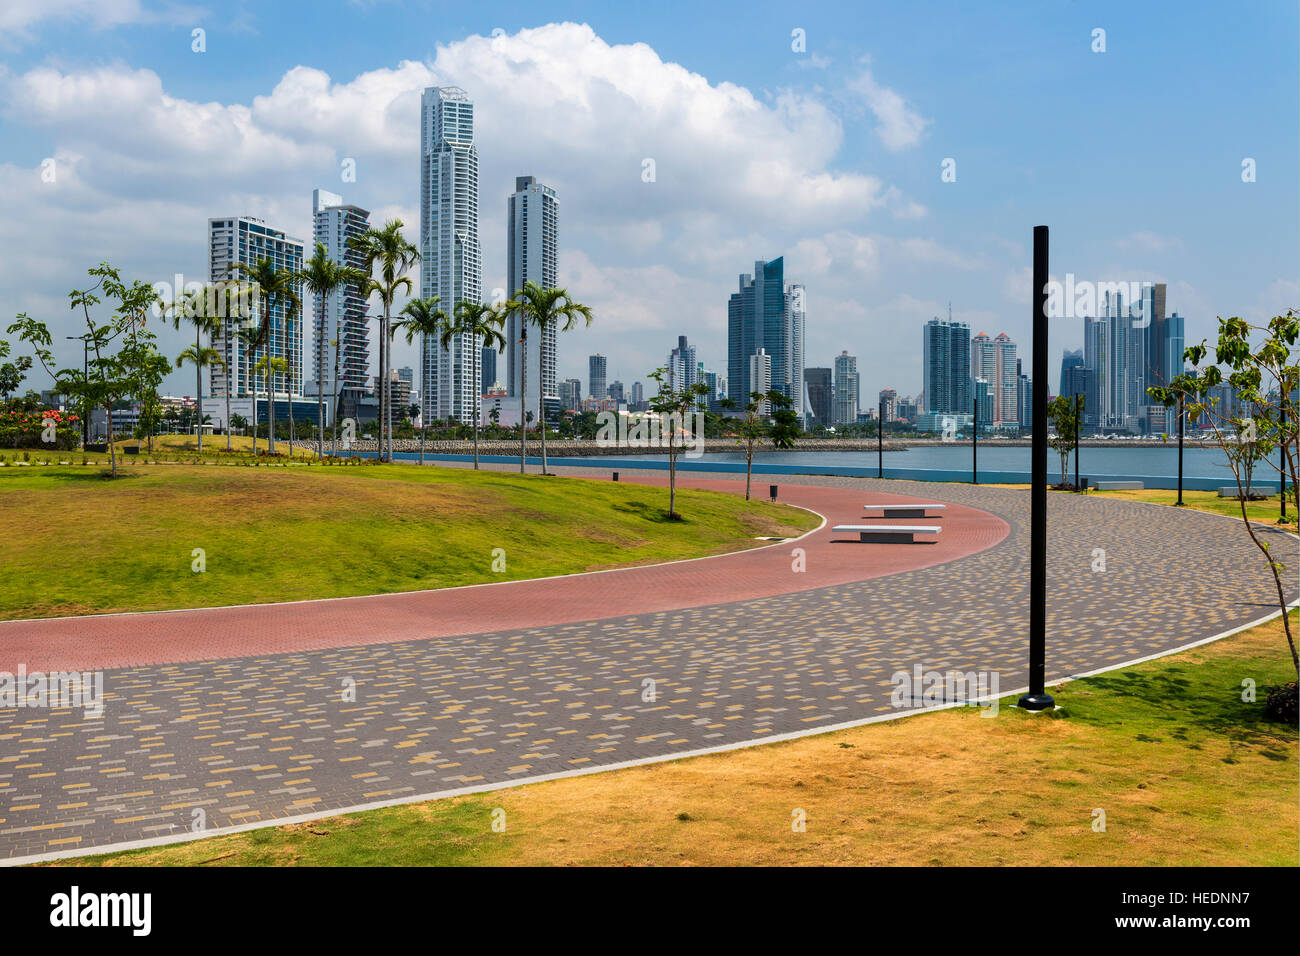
[0,469,1294,862]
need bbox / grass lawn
[0,462,818,620]
[1089,486,1296,526]
[53,612,1298,867]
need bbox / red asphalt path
[0,476,1009,672]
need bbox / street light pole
[1019,225,1055,712]
[1176,393,1185,507]
[1073,392,1080,492]
[877,399,883,479]
[972,393,978,484]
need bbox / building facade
[420,86,481,425]
[310,189,370,416]
[506,175,559,422]
[727,257,804,413]
[209,216,305,401]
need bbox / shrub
[1264,681,1297,724]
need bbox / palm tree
[395,296,448,466]
[255,352,288,451]
[236,326,263,455]
[225,257,302,457]
[511,281,593,474]
[330,333,343,456]
[175,344,223,451]
[349,220,419,463]
[296,242,368,456]
[165,288,222,453]
[443,300,506,469]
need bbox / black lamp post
[1176,393,1185,507]
[1019,225,1055,712]
[877,399,883,479]
[1073,392,1080,492]
[972,393,979,484]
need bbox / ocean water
[681,444,1270,481]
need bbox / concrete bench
[833,524,942,544]
[1218,485,1276,498]
[863,502,947,518]
[1095,480,1143,491]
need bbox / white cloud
[2,21,948,395]
[1115,231,1184,254]
[846,65,929,151]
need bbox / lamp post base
[1017,692,1056,711]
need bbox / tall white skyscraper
[208,216,305,400]
[506,175,558,421]
[833,350,859,425]
[310,189,370,411]
[420,86,481,424]
[785,283,806,421]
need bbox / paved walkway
[0,468,1294,863]
[0,481,1007,672]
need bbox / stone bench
[832,524,942,544]
[1218,485,1276,498]
[863,503,947,519]
[1095,480,1143,491]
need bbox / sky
[1,0,1296,400]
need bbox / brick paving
[0,467,1293,862]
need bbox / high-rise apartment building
[749,349,773,414]
[209,216,305,400]
[559,377,582,412]
[588,354,607,401]
[630,380,645,411]
[968,331,1018,426]
[420,86,481,425]
[481,345,498,394]
[1082,283,1183,433]
[923,317,972,417]
[310,189,370,413]
[506,175,559,422]
[668,336,698,392]
[878,387,898,422]
[727,257,804,413]
[833,351,859,425]
[805,368,832,427]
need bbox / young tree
[721,390,799,500]
[647,366,711,519]
[163,286,225,453]
[1149,311,1299,674]
[1046,393,1084,487]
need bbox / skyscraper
[879,387,898,422]
[481,345,497,394]
[1082,283,1180,433]
[209,216,305,401]
[310,189,370,414]
[506,175,559,422]
[668,335,698,392]
[805,367,832,427]
[559,377,582,411]
[420,86,481,425]
[749,349,772,414]
[923,317,971,416]
[727,257,803,410]
[630,381,645,411]
[833,350,859,425]
[588,354,607,401]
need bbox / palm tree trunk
[332,331,342,457]
[519,324,527,474]
[473,342,480,469]
[317,321,324,458]
[195,327,203,454]
[250,347,258,456]
[539,319,548,475]
[418,332,426,466]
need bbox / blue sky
[1,0,1295,399]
